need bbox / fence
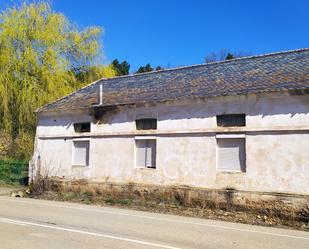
[0,160,29,185]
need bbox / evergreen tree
[225,53,235,60]
[112,59,130,75]
[136,63,154,73]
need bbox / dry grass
[29,180,309,231]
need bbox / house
[31,48,309,198]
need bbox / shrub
[14,131,34,160]
[0,131,13,159]
[0,159,28,185]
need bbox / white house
[32,48,309,197]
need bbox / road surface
[0,196,308,249]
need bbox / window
[74,122,90,133]
[217,114,245,127]
[216,135,245,172]
[72,140,90,166]
[136,119,157,130]
[135,138,156,168]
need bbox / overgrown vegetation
[0,160,28,186]
[29,181,309,231]
[0,1,116,160]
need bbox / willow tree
[0,1,115,159]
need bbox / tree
[136,63,153,74]
[112,59,130,76]
[75,65,116,85]
[135,64,163,74]
[0,1,114,159]
[204,49,251,63]
[225,53,235,60]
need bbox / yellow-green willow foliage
[0,1,115,159]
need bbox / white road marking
[0,217,181,249]
[1,197,309,241]
[0,218,26,226]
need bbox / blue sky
[1,0,309,71]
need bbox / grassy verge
[28,181,309,232]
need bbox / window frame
[215,134,246,173]
[72,138,90,166]
[134,136,157,169]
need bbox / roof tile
[38,48,309,113]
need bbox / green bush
[0,160,28,186]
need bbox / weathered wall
[33,92,309,194]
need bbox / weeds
[28,180,309,231]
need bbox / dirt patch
[0,185,26,196]
[29,179,309,231]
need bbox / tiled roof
[38,48,309,113]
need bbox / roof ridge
[96,47,309,80]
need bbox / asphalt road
[0,196,308,249]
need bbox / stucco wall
[33,92,309,194]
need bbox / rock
[301,224,309,229]
[11,190,27,198]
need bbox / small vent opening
[217,114,246,127]
[136,119,157,130]
[74,122,91,133]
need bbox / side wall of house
[34,92,309,194]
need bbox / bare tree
[204,49,252,63]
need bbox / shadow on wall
[37,91,309,128]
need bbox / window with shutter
[135,138,156,169]
[216,138,245,172]
[73,140,90,166]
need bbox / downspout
[99,83,103,105]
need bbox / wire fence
[0,160,29,186]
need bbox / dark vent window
[217,114,246,127]
[74,122,91,133]
[136,119,157,130]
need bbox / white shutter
[217,138,245,171]
[146,140,156,168]
[135,140,146,168]
[145,141,152,167]
[73,141,89,166]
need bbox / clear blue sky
[2,0,309,71]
